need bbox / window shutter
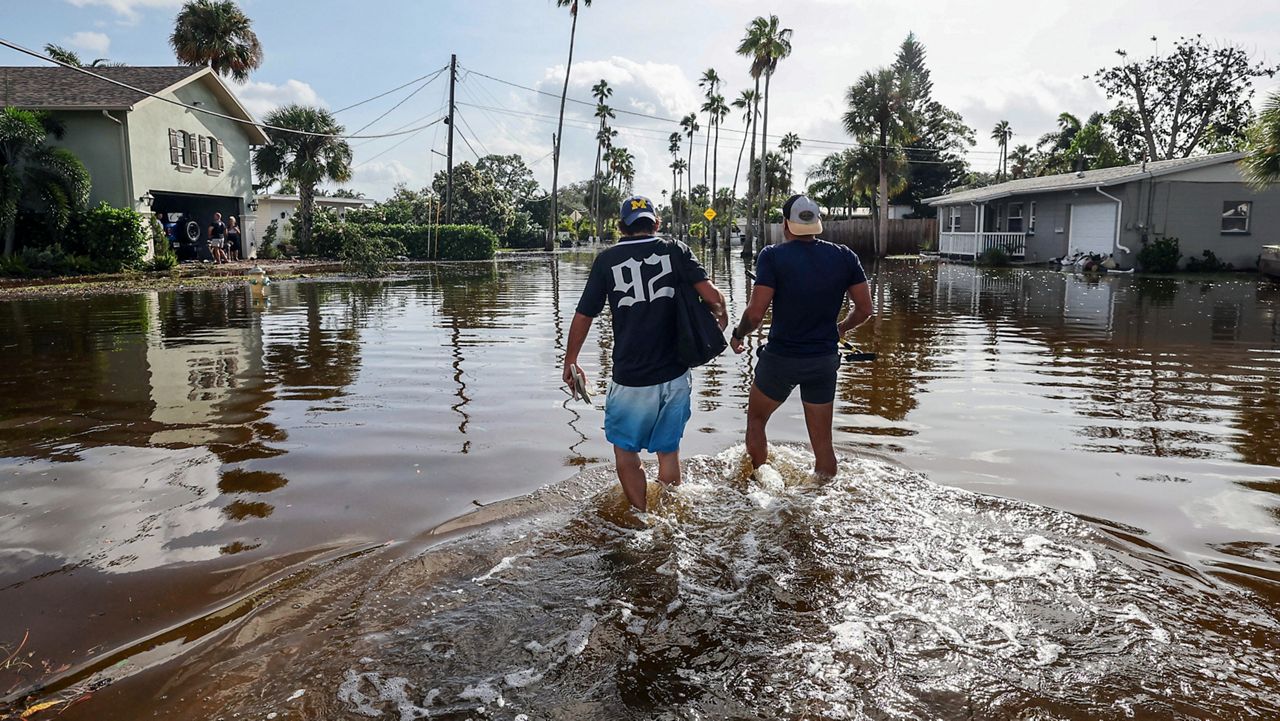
[198,136,209,169]
[183,132,195,166]
[214,139,224,171]
[169,129,180,165]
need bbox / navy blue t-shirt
[576,237,708,386]
[754,239,868,357]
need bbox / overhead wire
[351,70,446,136]
[333,65,448,114]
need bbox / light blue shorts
[604,372,692,453]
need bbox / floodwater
[1,252,1278,720]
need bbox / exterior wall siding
[1148,181,1279,269]
[47,110,132,208]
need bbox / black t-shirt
[754,238,868,357]
[210,221,227,239]
[576,237,709,387]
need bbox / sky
[4,0,1280,202]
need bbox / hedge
[66,203,148,272]
[355,223,497,261]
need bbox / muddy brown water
[1,252,1278,720]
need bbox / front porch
[938,232,1027,259]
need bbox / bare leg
[656,450,681,486]
[614,446,648,511]
[802,401,837,477]
[745,384,784,469]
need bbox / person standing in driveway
[729,194,874,478]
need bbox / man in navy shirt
[566,195,728,510]
[729,194,873,477]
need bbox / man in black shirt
[208,212,228,264]
[565,195,728,511]
[730,194,873,478]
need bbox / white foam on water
[471,553,525,583]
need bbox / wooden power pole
[446,53,457,224]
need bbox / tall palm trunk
[547,9,579,251]
[754,72,772,256]
[592,123,604,242]
[877,129,889,257]
[712,116,722,249]
[300,181,316,255]
[686,136,695,244]
[743,77,760,258]
[729,116,750,249]
[671,166,677,236]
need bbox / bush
[66,203,148,272]
[259,219,281,259]
[1137,235,1181,273]
[341,234,399,277]
[1184,249,1233,273]
[502,210,544,249]
[433,224,498,260]
[977,246,1011,267]
[0,245,94,277]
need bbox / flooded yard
[2,252,1279,719]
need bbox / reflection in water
[1,259,1279,719]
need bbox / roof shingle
[0,66,206,109]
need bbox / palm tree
[1243,90,1280,189]
[698,68,721,189]
[738,14,793,257]
[705,93,729,247]
[779,132,801,192]
[672,158,688,236]
[590,79,613,242]
[0,108,90,257]
[730,89,758,243]
[680,112,700,242]
[991,120,1012,180]
[253,105,352,257]
[843,67,914,257]
[1008,144,1034,179]
[546,0,592,250]
[807,148,880,218]
[43,43,120,68]
[669,132,682,236]
[1036,112,1082,174]
[170,0,263,81]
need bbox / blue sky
[4,0,1279,200]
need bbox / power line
[353,116,446,168]
[454,122,482,161]
[454,108,490,157]
[351,69,447,136]
[333,65,448,114]
[0,37,444,140]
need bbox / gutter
[1094,186,1129,255]
[101,110,135,212]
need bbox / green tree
[0,108,91,257]
[1007,144,1034,179]
[1063,113,1125,171]
[547,0,592,250]
[698,68,722,189]
[374,185,438,225]
[253,105,352,256]
[779,132,801,192]
[738,14,793,257]
[170,0,263,81]
[1243,90,1280,188]
[1094,35,1278,160]
[476,153,539,205]
[430,161,515,237]
[991,120,1012,180]
[680,112,700,242]
[43,43,120,68]
[844,67,914,256]
[1036,112,1083,173]
[807,147,881,218]
[668,132,682,237]
[590,79,614,241]
[729,89,758,236]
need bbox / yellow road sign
[703,208,717,221]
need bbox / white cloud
[232,79,325,120]
[65,0,182,23]
[350,160,419,200]
[65,31,111,56]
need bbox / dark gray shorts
[753,346,841,405]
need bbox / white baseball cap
[782,194,823,235]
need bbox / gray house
[926,152,1278,270]
[1,65,269,257]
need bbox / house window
[202,137,223,173]
[947,206,961,232]
[1028,201,1037,234]
[1221,201,1251,234]
[1007,203,1024,233]
[170,129,196,168]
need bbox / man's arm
[563,312,594,385]
[837,281,874,337]
[693,280,729,330]
[729,284,775,354]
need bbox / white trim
[614,236,660,245]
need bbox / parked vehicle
[1262,245,1280,280]
[161,212,209,261]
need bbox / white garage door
[1069,203,1117,255]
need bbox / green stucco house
[1,65,270,258]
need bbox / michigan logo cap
[620,195,657,225]
[782,194,823,235]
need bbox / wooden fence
[765,218,936,256]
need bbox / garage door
[1069,203,1117,255]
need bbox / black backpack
[662,240,727,368]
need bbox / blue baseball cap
[619,195,657,225]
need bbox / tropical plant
[1037,112,1083,172]
[806,146,886,217]
[1137,235,1181,273]
[590,79,614,241]
[668,132,682,236]
[671,158,688,234]
[680,112,700,241]
[738,14,793,256]
[43,43,121,68]
[729,89,758,236]
[0,107,91,257]
[170,0,263,81]
[1242,90,1280,189]
[991,120,1012,180]
[779,132,801,192]
[1007,144,1035,179]
[253,104,352,257]
[844,67,915,256]
[547,0,592,250]
[698,68,722,189]
[704,92,729,246]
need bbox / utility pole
[446,53,457,224]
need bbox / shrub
[1184,249,1233,273]
[65,203,148,272]
[259,219,281,259]
[434,224,498,260]
[341,234,399,277]
[977,246,1011,267]
[0,245,94,277]
[502,210,543,249]
[1137,235,1181,273]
